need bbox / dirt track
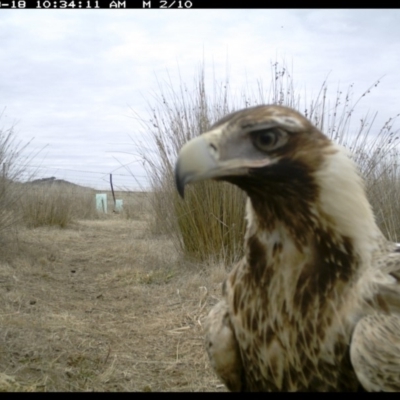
[0,217,226,391]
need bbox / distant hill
[25,177,146,194]
[26,177,93,190]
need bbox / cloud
[0,9,399,190]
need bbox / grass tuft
[19,183,98,228]
[0,120,36,242]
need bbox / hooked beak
[175,133,220,198]
[175,129,272,198]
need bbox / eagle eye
[251,128,286,152]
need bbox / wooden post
[110,173,116,212]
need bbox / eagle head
[175,104,379,253]
[175,105,329,199]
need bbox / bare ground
[0,215,228,391]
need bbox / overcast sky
[1,9,399,190]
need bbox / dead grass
[0,121,37,242]
[0,209,226,391]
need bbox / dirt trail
[0,217,225,391]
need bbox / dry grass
[133,68,247,265]
[19,184,85,228]
[0,121,36,242]
[0,207,227,391]
[15,183,153,229]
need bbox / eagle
[174,104,400,392]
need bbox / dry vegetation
[1,62,400,391]
[0,205,227,391]
[0,125,226,391]
[0,123,35,240]
[19,183,97,228]
[133,68,247,264]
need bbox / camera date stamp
[0,0,193,7]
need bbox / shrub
[20,183,98,228]
[0,121,36,242]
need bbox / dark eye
[251,128,286,152]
